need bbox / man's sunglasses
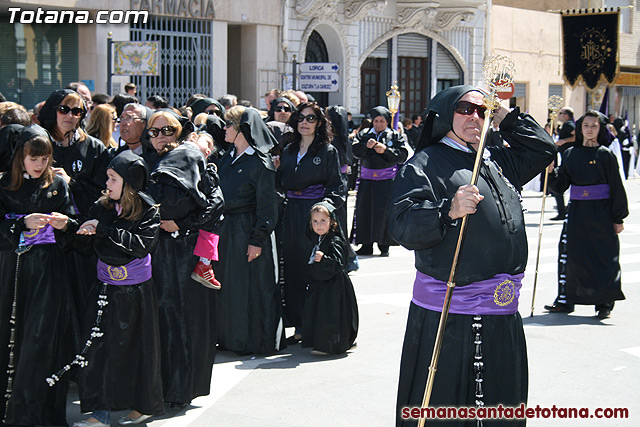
[298,114,318,123]
[275,106,291,113]
[148,126,177,138]
[454,101,487,117]
[206,110,219,115]
[56,105,85,117]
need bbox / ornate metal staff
[417,55,516,427]
[530,95,563,317]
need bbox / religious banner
[113,41,159,76]
[562,11,619,90]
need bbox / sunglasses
[206,109,219,115]
[298,114,318,124]
[56,105,85,117]
[275,106,291,113]
[148,126,177,138]
[224,120,235,129]
[454,101,487,117]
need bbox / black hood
[416,85,481,151]
[575,111,612,147]
[368,106,392,126]
[0,124,24,172]
[239,107,277,155]
[327,105,353,166]
[191,98,224,118]
[202,114,231,157]
[107,150,155,206]
[268,97,295,121]
[38,89,87,133]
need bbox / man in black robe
[550,106,576,220]
[352,106,408,256]
[389,85,556,426]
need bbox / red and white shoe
[191,260,221,290]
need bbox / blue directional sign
[299,62,340,92]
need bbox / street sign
[298,62,340,92]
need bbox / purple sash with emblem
[412,271,523,315]
[286,184,326,200]
[569,184,610,200]
[5,213,57,245]
[360,165,398,181]
[97,254,152,286]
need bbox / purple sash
[97,254,152,286]
[5,213,57,245]
[340,165,348,174]
[360,165,398,180]
[286,184,326,200]
[412,271,523,315]
[570,184,610,200]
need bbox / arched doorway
[305,30,329,107]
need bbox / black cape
[549,145,628,305]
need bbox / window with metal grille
[130,16,212,108]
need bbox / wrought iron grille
[130,16,212,108]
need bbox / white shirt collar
[440,135,491,160]
[231,145,256,164]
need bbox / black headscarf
[267,97,295,122]
[107,150,155,206]
[327,105,353,166]
[416,85,481,151]
[38,89,87,133]
[0,124,24,172]
[202,114,231,157]
[238,107,277,155]
[368,106,392,126]
[191,98,224,118]
[612,117,628,143]
[575,111,612,147]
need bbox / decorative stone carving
[435,9,475,31]
[345,0,387,21]
[296,0,339,22]
[396,5,439,28]
[295,0,318,16]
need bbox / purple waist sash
[340,165,348,174]
[5,213,56,245]
[286,184,326,200]
[97,254,152,286]
[412,271,523,315]
[570,184,610,200]
[360,165,397,180]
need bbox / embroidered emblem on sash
[107,265,128,281]
[313,157,321,165]
[494,280,515,307]
[582,190,589,198]
[23,228,39,238]
[373,172,378,177]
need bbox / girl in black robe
[216,106,283,355]
[279,102,344,343]
[0,125,74,426]
[58,151,163,426]
[302,202,358,355]
[545,111,628,319]
[144,110,224,407]
[352,106,408,256]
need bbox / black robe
[62,201,164,417]
[215,149,282,354]
[147,144,224,404]
[549,145,628,306]
[53,134,109,344]
[278,143,344,330]
[301,231,358,354]
[352,127,408,246]
[0,175,74,426]
[389,109,556,426]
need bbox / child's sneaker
[191,260,221,290]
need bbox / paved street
[66,179,640,427]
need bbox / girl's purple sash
[360,165,397,180]
[97,254,152,286]
[5,213,56,245]
[412,271,523,315]
[286,184,326,200]
[569,184,610,200]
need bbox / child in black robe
[302,202,358,355]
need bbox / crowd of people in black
[0,81,630,427]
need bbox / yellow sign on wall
[617,72,640,86]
